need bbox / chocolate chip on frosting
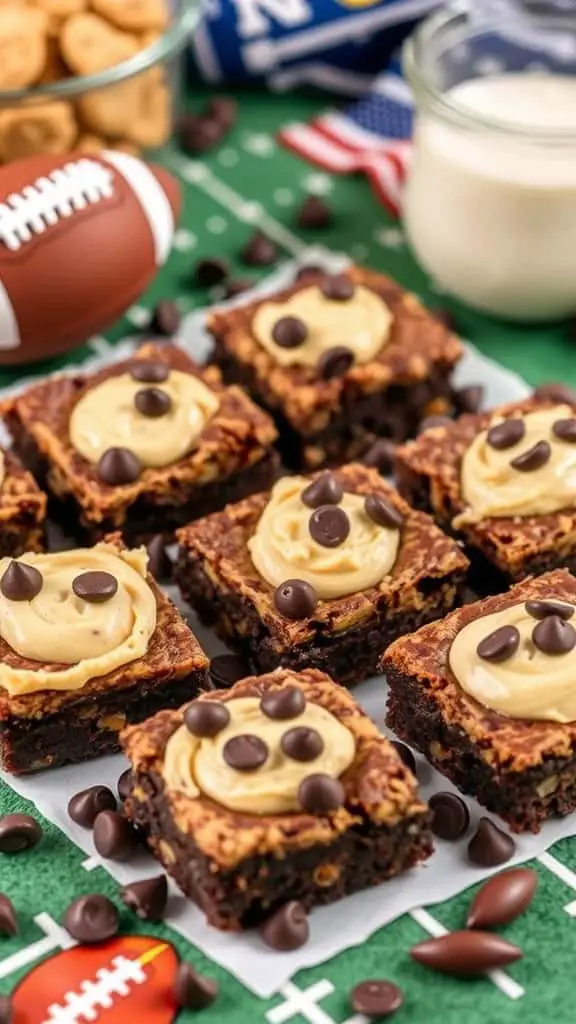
[130,360,170,384]
[532,615,576,655]
[510,440,551,472]
[364,493,403,529]
[301,472,343,509]
[309,505,350,547]
[317,345,354,380]
[552,418,576,443]
[486,418,526,450]
[526,599,574,621]
[260,686,306,721]
[184,699,231,738]
[72,571,118,604]
[223,734,269,771]
[272,316,308,349]
[97,447,142,486]
[298,773,345,814]
[134,387,172,418]
[477,625,520,663]
[0,561,42,601]
[274,579,318,619]
[320,273,355,301]
[281,726,324,762]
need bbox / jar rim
[403,3,576,143]
[0,2,200,105]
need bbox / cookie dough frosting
[459,405,576,523]
[248,476,400,599]
[252,283,393,368]
[69,370,220,467]
[163,696,356,814]
[449,601,576,722]
[0,544,157,696]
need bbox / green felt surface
[0,85,575,1024]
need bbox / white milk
[404,74,576,322]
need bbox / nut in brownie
[0,448,46,556]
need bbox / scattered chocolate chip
[63,894,119,944]
[97,447,141,486]
[510,439,551,472]
[134,386,172,418]
[362,438,397,475]
[120,874,168,922]
[149,300,181,337]
[225,277,253,299]
[117,769,132,802]
[0,814,42,853]
[296,195,332,229]
[468,818,515,867]
[272,316,307,348]
[274,579,318,620]
[350,980,403,1019]
[194,257,229,288]
[0,996,11,1024]
[184,699,231,738]
[0,560,42,602]
[0,894,17,936]
[532,614,576,654]
[552,417,576,443]
[526,599,574,621]
[241,231,278,266]
[261,686,306,721]
[486,418,526,450]
[207,94,238,129]
[301,471,343,508]
[93,811,138,862]
[72,571,118,604]
[433,307,457,331]
[317,345,354,379]
[476,625,520,663]
[410,930,522,976]
[418,415,452,434]
[467,867,538,930]
[320,273,354,301]
[68,786,116,828]
[130,360,170,384]
[364,493,403,529]
[309,505,350,547]
[173,962,218,1010]
[454,384,484,415]
[281,726,324,762]
[179,113,223,154]
[209,654,249,689]
[223,734,268,771]
[295,263,324,280]
[146,534,171,582]
[298,773,345,814]
[533,381,576,404]
[429,792,470,841]
[261,901,309,951]
[391,741,416,776]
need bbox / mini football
[11,934,180,1023]
[0,151,181,366]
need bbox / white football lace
[0,158,114,253]
[41,955,147,1024]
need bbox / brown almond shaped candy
[241,231,278,267]
[429,791,470,841]
[0,561,42,601]
[298,773,345,814]
[223,734,268,771]
[532,615,576,655]
[209,653,249,689]
[0,894,18,936]
[149,300,181,337]
[418,415,452,434]
[68,785,117,828]
[184,699,230,738]
[117,769,133,802]
[301,471,343,508]
[179,114,223,155]
[174,962,218,1010]
[135,386,172,418]
[93,811,138,862]
[146,534,172,582]
[272,315,308,349]
[317,345,354,380]
[274,579,318,620]
[63,894,119,944]
[410,930,522,976]
[526,599,574,621]
[194,256,229,288]
[261,686,306,721]
[0,813,42,853]
[552,417,576,443]
[261,901,310,951]
[207,95,238,129]
[486,418,525,450]
[296,195,332,230]
[281,726,324,762]
[130,360,170,384]
[510,439,551,472]
[364,493,403,529]
[97,447,141,486]
[350,980,403,1019]
[0,995,11,1024]
[467,867,538,929]
[468,818,516,867]
[320,273,355,301]
[309,505,350,548]
[72,571,118,604]
[454,384,484,415]
[120,874,168,922]
[476,625,520,663]
[533,381,576,404]
[390,741,416,776]
[361,438,397,475]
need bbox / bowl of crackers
[0,1,199,163]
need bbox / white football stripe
[102,151,174,267]
[0,278,20,349]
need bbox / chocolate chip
[468,818,516,867]
[309,504,350,547]
[274,579,318,619]
[295,263,325,280]
[510,439,551,472]
[317,345,354,379]
[272,316,307,348]
[532,614,576,654]
[146,534,171,582]
[552,417,576,443]
[194,257,229,288]
[467,867,538,930]
[68,786,116,828]
[209,653,249,689]
[184,699,231,738]
[454,384,484,415]
[134,386,172,418]
[0,996,11,1024]
[223,734,268,771]
[533,381,576,404]
[150,300,181,337]
[0,894,17,936]
[0,813,42,853]
[391,740,416,776]
[261,901,309,951]
[298,773,345,814]
[301,471,343,508]
[429,792,470,841]
[173,963,218,1010]
[410,930,522,975]
[225,277,253,299]
[362,438,397,475]
[72,571,118,604]
[93,811,138,861]
[526,599,574,621]
[296,195,332,229]
[350,980,404,1019]
[476,625,520,663]
[117,769,133,802]
[179,114,223,154]
[120,874,168,922]
[130,360,170,384]
[63,894,119,944]
[418,415,452,434]
[261,686,306,721]
[0,560,42,601]
[207,95,238,129]
[320,273,354,301]
[364,493,403,529]
[281,726,324,762]
[241,231,278,266]
[486,418,526,450]
[97,447,141,486]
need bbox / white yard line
[538,851,576,915]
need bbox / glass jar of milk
[403,1,576,322]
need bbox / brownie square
[175,463,469,687]
[395,396,576,588]
[383,570,576,833]
[0,449,46,556]
[0,536,210,774]
[207,264,462,470]
[1,342,279,543]
[122,667,432,930]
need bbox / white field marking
[173,228,197,252]
[266,979,370,1024]
[217,148,239,168]
[242,132,276,158]
[410,907,525,1001]
[206,215,228,234]
[303,172,334,196]
[0,913,76,981]
[87,335,112,357]
[350,244,369,262]
[538,851,576,914]
[374,226,405,249]
[81,856,99,872]
[273,188,294,207]
[125,305,149,328]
